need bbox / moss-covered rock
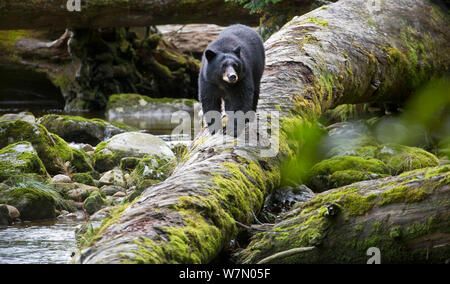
[307,155,389,192]
[84,190,107,215]
[72,172,96,186]
[94,132,175,172]
[376,144,440,175]
[0,142,48,182]
[0,120,72,174]
[130,155,175,185]
[0,187,56,221]
[119,157,141,172]
[70,148,95,173]
[37,114,136,145]
[125,179,161,202]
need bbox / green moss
[307,155,389,191]
[107,94,196,110]
[72,172,96,186]
[0,187,56,221]
[376,144,439,175]
[129,155,175,185]
[84,190,107,215]
[0,120,73,174]
[71,148,95,173]
[0,142,48,181]
[378,185,430,206]
[329,170,387,189]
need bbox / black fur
[199,24,265,122]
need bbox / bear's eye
[233,64,239,70]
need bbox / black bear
[198,24,265,133]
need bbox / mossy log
[239,166,450,264]
[258,0,449,116]
[76,0,449,263]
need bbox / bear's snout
[223,66,238,84]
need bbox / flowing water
[0,64,192,263]
[0,219,81,264]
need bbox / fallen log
[0,0,258,30]
[239,166,450,264]
[75,0,450,263]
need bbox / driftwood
[76,0,450,263]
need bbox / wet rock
[0,112,36,123]
[84,191,107,215]
[0,120,79,174]
[260,185,315,222]
[99,169,126,187]
[0,187,56,221]
[94,132,175,172]
[130,155,174,185]
[306,155,389,192]
[0,142,48,182]
[67,184,99,202]
[37,114,137,146]
[71,172,96,186]
[106,94,198,133]
[6,204,20,219]
[0,204,12,226]
[112,191,126,198]
[51,174,72,184]
[100,185,125,196]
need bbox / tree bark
[75,0,450,263]
[0,0,334,30]
[0,0,259,30]
[239,166,450,264]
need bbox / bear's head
[205,46,243,85]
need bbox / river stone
[112,191,126,198]
[100,185,124,196]
[106,94,198,132]
[99,169,126,187]
[37,114,137,146]
[67,184,99,201]
[94,132,175,172]
[0,112,36,123]
[84,191,107,215]
[0,142,48,182]
[6,204,20,219]
[0,120,78,175]
[0,187,56,221]
[51,174,72,184]
[0,204,12,226]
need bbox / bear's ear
[233,46,241,58]
[205,50,217,62]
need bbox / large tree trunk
[0,0,258,30]
[239,166,450,264]
[75,0,449,263]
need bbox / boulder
[94,132,175,172]
[37,114,137,145]
[106,94,198,133]
[0,142,48,182]
[0,112,36,123]
[0,120,75,174]
[0,204,12,226]
[51,174,72,184]
[0,187,56,221]
[130,155,175,185]
[84,190,107,215]
[99,169,126,187]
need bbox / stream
[0,83,191,263]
